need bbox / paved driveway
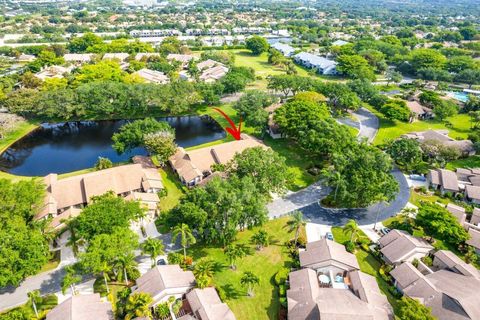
[354,107,379,143]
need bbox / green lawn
[0,120,38,154]
[158,167,186,212]
[331,226,369,245]
[370,107,471,145]
[446,156,480,170]
[408,189,448,207]
[187,217,297,320]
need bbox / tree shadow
[220,283,241,300]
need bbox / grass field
[446,155,480,170]
[158,167,186,212]
[370,106,471,145]
[188,217,298,320]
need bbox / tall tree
[285,211,306,246]
[397,297,435,320]
[27,290,41,319]
[246,36,269,55]
[240,271,260,297]
[224,244,248,270]
[143,131,177,165]
[142,238,165,267]
[171,223,196,259]
[343,220,360,242]
[124,292,153,320]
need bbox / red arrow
[212,108,242,140]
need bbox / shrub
[421,256,433,266]
[278,284,286,297]
[275,268,290,286]
[167,252,183,265]
[412,258,419,268]
[279,297,288,308]
[296,235,307,248]
[345,241,355,253]
[155,302,170,319]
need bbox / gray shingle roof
[299,239,359,270]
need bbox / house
[433,250,480,279]
[132,265,195,306]
[402,130,475,157]
[197,59,222,71]
[271,42,296,57]
[102,53,130,62]
[35,65,72,81]
[265,103,282,139]
[17,53,36,62]
[182,288,236,320]
[299,239,360,272]
[427,168,460,195]
[293,52,337,75]
[169,134,267,186]
[465,185,480,204]
[63,53,95,63]
[332,39,350,46]
[167,54,197,67]
[133,68,169,84]
[134,52,160,61]
[378,230,433,265]
[391,262,480,320]
[46,294,114,320]
[467,228,480,255]
[38,163,163,229]
[405,100,432,120]
[199,65,229,83]
[446,203,467,225]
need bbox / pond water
[0,116,225,176]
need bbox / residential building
[293,52,337,75]
[46,294,114,320]
[433,250,480,279]
[402,130,475,156]
[63,53,95,63]
[167,53,197,67]
[38,163,163,229]
[102,52,130,62]
[134,52,160,61]
[199,65,229,83]
[405,100,432,120]
[378,229,433,265]
[427,168,460,195]
[467,228,480,255]
[332,39,350,46]
[391,262,480,320]
[197,59,221,71]
[169,134,266,186]
[130,29,181,38]
[182,288,236,320]
[271,42,296,57]
[35,65,72,81]
[133,265,195,306]
[446,203,467,225]
[288,239,393,320]
[427,167,480,198]
[17,53,35,62]
[133,68,169,84]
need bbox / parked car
[325,232,334,241]
[409,174,426,181]
[380,228,391,235]
[156,258,167,265]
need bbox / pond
[0,116,225,176]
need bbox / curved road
[268,108,410,226]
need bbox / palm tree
[125,292,154,320]
[193,258,215,279]
[100,262,112,294]
[251,230,269,250]
[344,219,360,243]
[196,274,211,289]
[61,266,81,295]
[240,271,260,297]
[27,290,41,318]
[115,253,138,285]
[285,211,306,246]
[172,223,196,259]
[224,244,247,270]
[65,219,84,256]
[142,238,165,267]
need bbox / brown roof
[133,265,195,300]
[428,169,440,185]
[466,185,480,201]
[186,288,236,320]
[299,239,360,270]
[406,101,425,115]
[390,262,424,290]
[49,207,82,230]
[446,203,466,225]
[379,230,433,264]
[434,250,480,279]
[46,294,113,320]
[38,164,162,219]
[467,228,480,250]
[439,169,460,191]
[403,130,475,154]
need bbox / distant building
[332,39,350,46]
[134,52,160,61]
[199,65,229,83]
[63,53,95,64]
[378,229,433,265]
[133,68,169,84]
[293,52,337,75]
[102,52,130,62]
[167,53,197,67]
[17,53,36,62]
[35,65,72,81]
[402,130,475,157]
[271,42,296,57]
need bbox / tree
[94,157,112,170]
[142,238,165,267]
[343,220,360,243]
[336,55,376,81]
[143,131,177,165]
[385,69,402,84]
[73,60,127,85]
[226,147,290,195]
[68,33,103,53]
[409,49,447,73]
[380,100,411,122]
[61,266,81,295]
[446,56,476,73]
[251,230,269,250]
[79,228,139,294]
[74,192,146,240]
[286,211,306,246]
[323,143,399,208]
[317,82,362,114]
[433,100,458,121]
[224,244,248,270]
[125,292,153,320]
[240,271,260,297]
[114,253,138,285]
[420,140,461,166]
[0,179,49,287]
[233,90,274,130]
[455,69,480,88]
[172,223,196,259]
[112,118,174,154]
[27,290,41,318]
[386,138,423,171]
[397,296,435,320]
[193,258,215,288]
[246,36,269,55]
[416,203,469,245]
